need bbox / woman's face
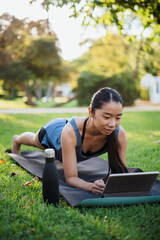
[90,101,123,136]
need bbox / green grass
[58,99,79,108]
[0,111,160,240]
[0,99,31,109]
[0,98,79,109]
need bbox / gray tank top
[69,118,119,162]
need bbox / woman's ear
[88,107,93,118]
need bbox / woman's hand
[91,179,106,194]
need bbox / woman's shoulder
[72,116,87,125]
[119,125,126,133]
[69,117,87,131]
[61,117,86,140]
[117,125,127,143]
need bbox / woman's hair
[90,87,128,177]
[90,87,123,113]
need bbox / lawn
[0,111,160,240]
[0,98,78,109]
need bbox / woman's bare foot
[12,135,21,154]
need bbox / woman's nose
[108,120,115,127]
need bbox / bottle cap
[45,148,55,158]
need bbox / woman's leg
[12,130,45,154]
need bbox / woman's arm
[61,125,105,194]
[117,126,127,166]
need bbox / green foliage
[71,33,159,103]
[75,71,103,106]
[106,71,139,106]
[71,34,139,103]
[0,111,160,239]
[140,39,160,76]
[73,33,160,80]
[140,87,149,101]
[0,13,64,102]
[75,35,133,78]
[0,14,27,63]
[76,70,138,106]
[0,61,33,90]
[24,37,61,79]
[32,0,160,37]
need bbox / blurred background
[0,0,160,108]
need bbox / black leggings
[38,127,48,149]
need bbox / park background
[0,1,160,240]
[0,0,160,108]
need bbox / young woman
[12,87,128,194]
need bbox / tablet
[103,171,159,195]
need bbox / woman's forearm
[66,176,93,192]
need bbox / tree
[0,13,33,102]
[0,14,26,64]
[0,62,33,101]
[72,33,151,105]
[31,0,160,85]
[76,70,137,106]
[0,13,62,104]
[140,39,160,76]
[23,36,61,99]
[73,34,133,77]
[24,37,61,79]
[30,0,160,31]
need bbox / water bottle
[42,148,59,206]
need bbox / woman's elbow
[65,176,76,186]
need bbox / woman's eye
[104,116,109,119]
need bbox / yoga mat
[8,150,160,207]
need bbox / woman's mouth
[104,129,113,135]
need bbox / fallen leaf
[22,181,32,186]
[33,176,39,182]
[24,200,34,209]
[10,172,19,177]
[0,160,5,164]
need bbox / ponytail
[108,131,128,172]
[103,131,128,183]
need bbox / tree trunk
[133,38,143,81]
[19,83,37,106]
[133,38,143,99]
[34,79,42,100]
[46,81,54,102]
[10,84,15,99]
